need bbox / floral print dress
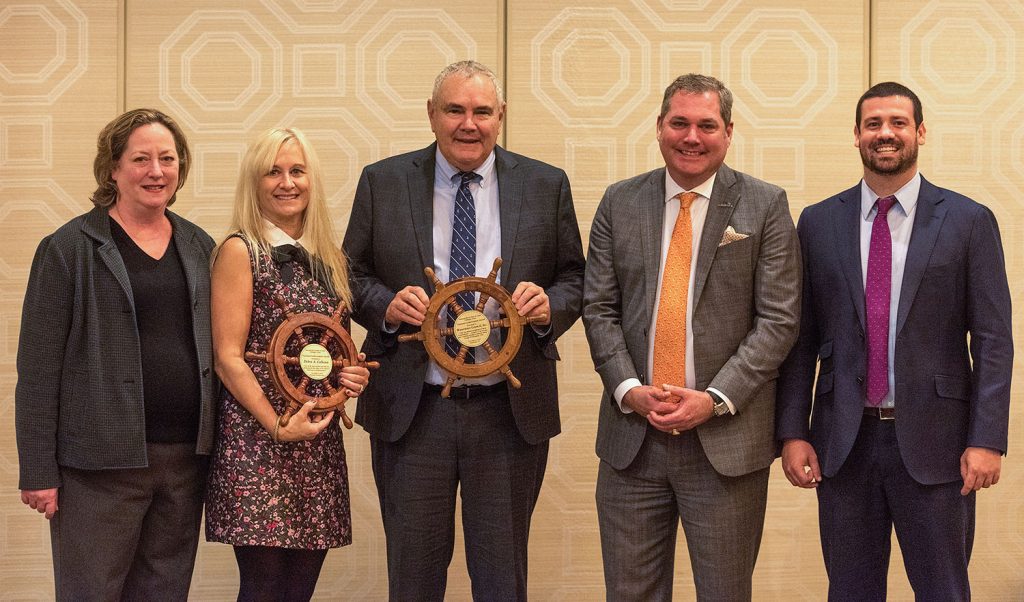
[205,235,351,549]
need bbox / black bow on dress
[270,244,334,296]
[271,244,312,288]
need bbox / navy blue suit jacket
[776,177,1013,485]
[343,144,585,444]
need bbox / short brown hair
[91,108,191,207]
[660,73,733,124]
[856,81,924,128]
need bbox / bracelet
[272,418,281,443]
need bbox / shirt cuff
[382,319,399,334]
[613,378,642,414]
[707,386,736,415]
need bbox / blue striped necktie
[446,171,480,359]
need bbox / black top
[110,217,201,443]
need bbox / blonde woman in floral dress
[205,127,368,601]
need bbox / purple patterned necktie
[865,195,896,406]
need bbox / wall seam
[501,0,509,149]
[118,0,127,111]
[866,0,874,87]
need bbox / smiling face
[110,123,179,213]
[427,72,505,172]
[855,95,925,179]
[259,139,309,234]
[657,91,733,190]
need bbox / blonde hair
[222,127,352,307]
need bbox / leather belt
[423,382,506,400]
[863,406,895,420]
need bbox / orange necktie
[652,192,697,389]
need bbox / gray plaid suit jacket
[344,143,585,444]
[15,205,217,490]
[584,164,801,476]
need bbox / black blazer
[15,205,217,490]
[343,144,585,444]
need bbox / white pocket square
[718,226,749,247]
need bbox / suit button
[856,376,864,384]
[202,368,210,377]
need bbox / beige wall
[1,1,1021,599]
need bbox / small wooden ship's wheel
[398,257,547,397]
[246,295,379,428]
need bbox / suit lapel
[834,185,866,332]
[407,146,436,286]
[693,165,738,304]
[640,171,666,325]
[495,147,522,283]
[170,214,200,304]
[82,206,134,307]
[896,177,946,336]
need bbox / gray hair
[660,73,733,124]
[432,60,505,105]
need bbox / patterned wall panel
[873,2,1024,600]
[3,1,1023,600]
[0,0,120,599]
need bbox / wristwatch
[707,389,730,417]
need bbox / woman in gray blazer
[15,108,217,601]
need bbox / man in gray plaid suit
[582,74,801,601]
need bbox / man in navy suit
[776,82,1013,601]
[343,60,584,601]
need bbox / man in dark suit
[776,82,1013,601]
[583,74,801,600]
[343,60,585,601]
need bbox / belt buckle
[864,406,895,420]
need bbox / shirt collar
[860,171,921,218]
[664,170,717,204]
[263,219,306,247]
[435,148,497,189]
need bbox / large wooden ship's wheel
[246,295,378,428]
[398,257,547,397]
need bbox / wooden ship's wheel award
[398,257,546,397]
[246,295,378,428]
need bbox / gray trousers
[371,386,548,602]
[596,426,769,602]
[50,442,208,601]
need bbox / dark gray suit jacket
[777,177,1013,484]
[343,144,585,444]
[584,165,801,476]
[15,205,217,490]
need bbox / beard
[860,140,918,176]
